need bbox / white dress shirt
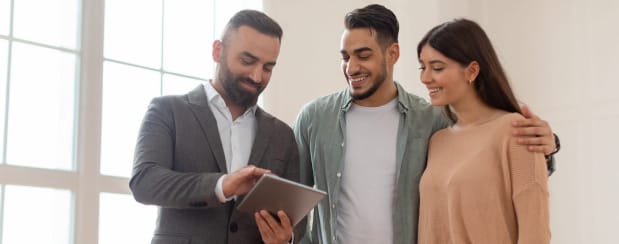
[203,81,257,202]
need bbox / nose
[249,66,263,83]
[345,58,359,76]
[419,67,431,85]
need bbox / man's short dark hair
[221,9,283,44]
[344,4,399,49]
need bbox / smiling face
[213,25,280,107]
[418,44,478,107]
[340,28,393,101]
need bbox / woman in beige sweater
[416,19,550,244]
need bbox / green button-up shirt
[294,82,449,244]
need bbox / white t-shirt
[336,98,399,244]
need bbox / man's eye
[357,52,372,59]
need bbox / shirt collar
[340,81,409,114]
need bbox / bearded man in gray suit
[130,10,303,244]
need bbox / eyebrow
[427,60,446,65]
[241,51,276,66]
[241,51,258,61]
[340,47,373,55]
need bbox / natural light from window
[12,0,80,49]
[98,192,157,244]
[6,42,75,170]
[0,1,263,243]
[0,0,9,36]
[1,185,72,244]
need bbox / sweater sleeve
[508,135,551,244]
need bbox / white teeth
[429,88,442,93]
[349,75,368,83]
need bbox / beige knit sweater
[418,113,550,244]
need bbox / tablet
[237,174,326,226]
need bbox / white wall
[478,1,619,243]
[263,0,619,243]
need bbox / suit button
[230,222,238,233]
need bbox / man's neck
[353,80,398,107]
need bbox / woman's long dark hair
[417,19,521,123]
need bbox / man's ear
[387,42,400,64]
[467,61,480,81]
[212,40,222,63]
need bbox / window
[98,192,157,244]
[1,185,72,244]
[100,0,263,178]
[0,0,262,243]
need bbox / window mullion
[0,165,78,189]
[74,0,106,243]
[2,0,15,166]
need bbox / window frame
[0,0,262,243]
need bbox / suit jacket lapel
[248,107,272,168]
[186,85,228,173]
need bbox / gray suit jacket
[130,85,304,244]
